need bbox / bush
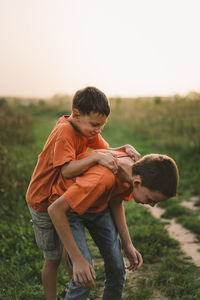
[0,106,35,217]
[0,106,34,145]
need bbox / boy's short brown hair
[72,86,110,116]
[132,154,179,197]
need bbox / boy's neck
[117,157,134,185]
[67,115,81,134]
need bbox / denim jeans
[65,208,125,300]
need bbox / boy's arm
[109,144,141,161]
[48,196,96,288]
[61,151,118,178]
[109,198,143,271]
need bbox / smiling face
[71,109,107,139]
[132,175,168,207]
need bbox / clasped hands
[95,144,141,174]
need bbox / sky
[0,0,200,98]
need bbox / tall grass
[104,97,200,195]
[0,105,35,216]
[108,97,200,152]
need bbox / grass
[126,202,200,299]
[103,97,200,243]
[106,98,200,195]
[1,96,200,299]
[86,202,200,299]
[194,199,200,207]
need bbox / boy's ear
[72,108,81,119]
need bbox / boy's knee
[44,258,61,270]
[106,266,125,288]
[114,262,125,277]
[105,255,125,282]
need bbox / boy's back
[48,150,133,215]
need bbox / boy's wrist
[121,239,133,249]
[91,152,102,164]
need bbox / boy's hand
[123,144,141,162]
[123,243,143,271]
[73,257,96,289]
[94,151,119,174]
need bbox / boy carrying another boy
[26,87,140,300]
[48,149,179,300]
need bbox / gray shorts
[28,206,63,260]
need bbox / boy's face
[132,176,168,207]
[72,110,107,138]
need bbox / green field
[0,95,200,299]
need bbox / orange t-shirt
[26,116,109,212]
[49,151,133,215]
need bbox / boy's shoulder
[56,115,70,126]
[54,115,83,140]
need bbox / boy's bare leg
[42,259,60,300]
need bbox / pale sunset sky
[0,0,200,98]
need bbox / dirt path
[148,199,200,267]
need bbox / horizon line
[1,90,200,100]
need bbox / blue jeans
[65,208,125,300]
